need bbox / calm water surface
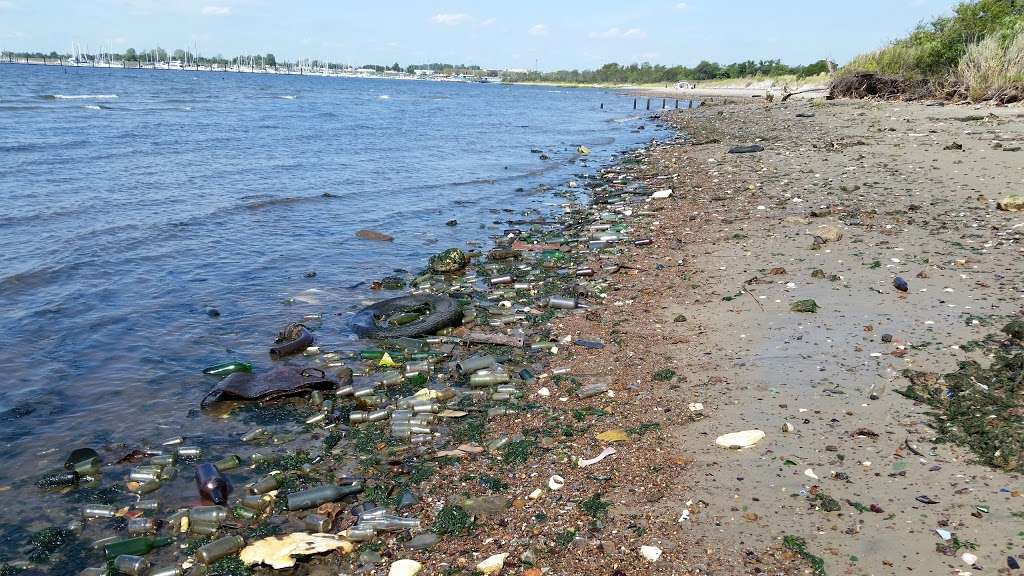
[0,64,662,537]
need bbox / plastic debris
[640,545,663,562]
[595,429,629,443]
[239,533,353,569]
[476,552,509,574]
[578,447,617,467]
[715,430,765,449]
[388,559,423,576]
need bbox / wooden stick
[463,332,525,347]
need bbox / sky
[0,0,964,70]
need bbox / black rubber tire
[351,294,462,338]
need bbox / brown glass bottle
[195,463,231,505]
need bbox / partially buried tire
[351,294,462,338]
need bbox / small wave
[180,106,193,112]
[278,95,296,100]
[0,264,69,292]
[0,105,46,112]
[41,94,119,100]
[609,115,642,123]
[242,194,337,210]
[377,95,390,100]
[82,105,102,111]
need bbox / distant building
[413,69,435,76]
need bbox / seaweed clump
[782,535,826,576]
[433,505,473,536]
[900,349,1024,472]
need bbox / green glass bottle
[103,535,173,559]
[203,362,253,376]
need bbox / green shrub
[844,0,1024,82]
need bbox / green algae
[433,505,473,536]
[900,349,1024,472]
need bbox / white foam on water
[377,94,390,100]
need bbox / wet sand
[544,99,1024,573]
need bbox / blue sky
[0,0,962,70]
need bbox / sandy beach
[522,97,1024,574]
[636,83,829,101]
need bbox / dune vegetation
[839,0,1024,101]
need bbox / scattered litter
[715,430,765,449]
[578,447,617,467]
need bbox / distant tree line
[505,59,832,84]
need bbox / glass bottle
[195,463,231,505]
[103,536,173,560]
[286,482,363,511]
[202,361,253,376]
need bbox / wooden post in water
[633,98,637,110]
[646,99,650,110]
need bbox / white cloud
[0,1,15,8]
[201,5,231,16]
[528,24,548,37]
[589,27,646,40]
[637,52,660,61]
[479,17,497,27]
[675,2,689,10]
[430,13,470,26]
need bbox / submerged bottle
[127,517,157,535]
[213,455,241,472]
[195,535,245,564]
[189,505,228,525]
[113,554,150,576]
[249,473,282,495]
[202,361,253,376]
[103,536,173,560]
[195,463,231,505]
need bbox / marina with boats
[1,44,509,83]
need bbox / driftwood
[463,332,525,347]
[829,73,933,100]
[780,87,827,102]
